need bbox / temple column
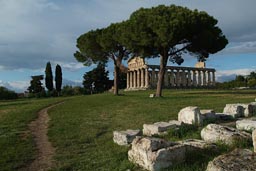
[145,67,149,88]
[180,70,184,86]
[193,70,197,86]
[155,70,159,87]
[176,70,180,87]
[207,71,211,86]
[164,70,170,87]
[203,70,206,86]
[183,70,187,86]
[127,72,130,89]
[141,68,145,88]
[170,70,175,87]
[137,69,141,88]
[198,70,202,86]
[187,70,191,87]
[212,71,216,86]
[133,70,137,88]
[151,69,156,87]
[130,71,133,88]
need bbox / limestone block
[200,109,216,120]
[181,139,218,152]
[168,120,182,126]
[223,104,244,118]
[149,94,155,98]
[128,137,186,171]
[236,119,256,131]
[113,129,141,146]
[250,102,256,115]
[239,103,253,117]
[201,124,251,145]
[253,129,256,153]
[215,113,235,120]
[206,149,256,171]
[178,106,202,125]
[143,121,181,136]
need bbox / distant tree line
[0,87,18,100]
[216,71,256,89]
[28,62,62,98]
[27,61,124,98]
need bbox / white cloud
[0,65,6,71]
[62,63,84,71]
[223,41,256,54]
[62,79,82,87]
[50,61,85,71]
[0,80,29,92]
[0,0,256,85]
[216,68,254,82]
[8,81,30,92]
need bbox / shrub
[0,86,18,100]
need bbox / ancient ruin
[126,57,216,90]
[113,99,256,171]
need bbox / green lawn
[0,90,255,171]
[46,89,256,171]
[0,97,68,171]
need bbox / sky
[0,0,256,92]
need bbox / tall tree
[45,62,53,91]
[247,71,256,88]
[28,75,44,94]
[55,64,62,95]
[248,71,256,80]
[74,22,130,95]
[83,63,110,94]
[124,5,228,97]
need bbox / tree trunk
[156,54,168,97]
[114,65,120,95]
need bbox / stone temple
[125,57,216,90]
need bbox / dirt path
[26,102,64,171]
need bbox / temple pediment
[128,57,146,71]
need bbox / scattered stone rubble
[223,103,256,118]
[113,99,256,171]
[179,139,218,152]
[223,104,245,118]
[128,137,216,171]
[178,106,202,125]
[201,124,251,145]
[206,149,256,171]
[149,94,155,98]
[143,120,181,136]
[128,137,183,171]
[215,113,234,120]
[250,102,256,114]
[113,129,141,146]
[253,129,256,153]
[239,103,254,117]
[200,109,216,120]
[236,118,256,131]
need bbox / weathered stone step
[113,129,142,146]
[206,149,256,171]
[201,124,252,145]
[143,120,181,136]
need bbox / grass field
[0,97,68,171]
[47,89,256,171]
[0,89,256,171]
